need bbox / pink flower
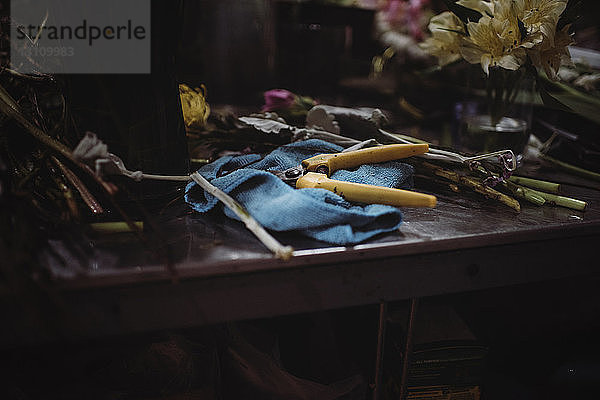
[262,89,297,112]
[381,0,430,41]
[408,0,429,41]
[385,0,409,26]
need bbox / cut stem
[508,176,561,194]
[90,221,144,234]
[513,184,587,211]
[503,181,546,206]
[419,161,521,211]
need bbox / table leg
[399,298,419,400]
[372,301,388,400]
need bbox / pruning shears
[271,144,437,208]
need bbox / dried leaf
[239,116,295,135]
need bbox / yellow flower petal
[179,84,210,129]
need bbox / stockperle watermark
[10,0,150,74]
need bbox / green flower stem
[474,167,585,210]
[503,181,546,206]
[514,184,587,211]
[508,176,561,194]
[90,222,144,234]
[190,158,210,165]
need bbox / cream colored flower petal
[420,31,464,66]
[520,0,567,43]
[438,51,463,66]
[521,31,544,48]
[481,53,492,75]
[543,58,560,80]
[457,0,494,15]
[429,11,464,33]
[466,16,496,47]
[538,20,559,45]
[497,50,527,70]
[493,0,566,49]
[535,25,575,80]
[554,24,575,49]
[491,0,514,19]
[528,48,542,68]
[460,43,485,65]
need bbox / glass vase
[454,67,535,162]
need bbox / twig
[0,83,73,160]
[0,84,118,197]
[51,156,104,214]
[190,172,294,260]
[139,173,190,182]
[47,162,80,219]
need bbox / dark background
[177,0,600,105]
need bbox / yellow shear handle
[301,144,429,175]
[297,173,437,208]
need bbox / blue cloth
[185,139,414,245]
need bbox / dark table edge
[50,219,600,291]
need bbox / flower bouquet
[420,0,579,155]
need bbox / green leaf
[537,77,573,113]
[538,75,600,125]
[548,93,600,125]
[539,85,573,113]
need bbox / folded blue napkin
[185,139,414,245]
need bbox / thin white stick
[141,173,191,182]
[71,133,293,259]
[123,169,293,259]
[190,172,294,260]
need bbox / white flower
[461,16,527,74]
[419,12,465,66]
[529,24,574,79]
[517,0,567,43]
[495,0,567,45]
